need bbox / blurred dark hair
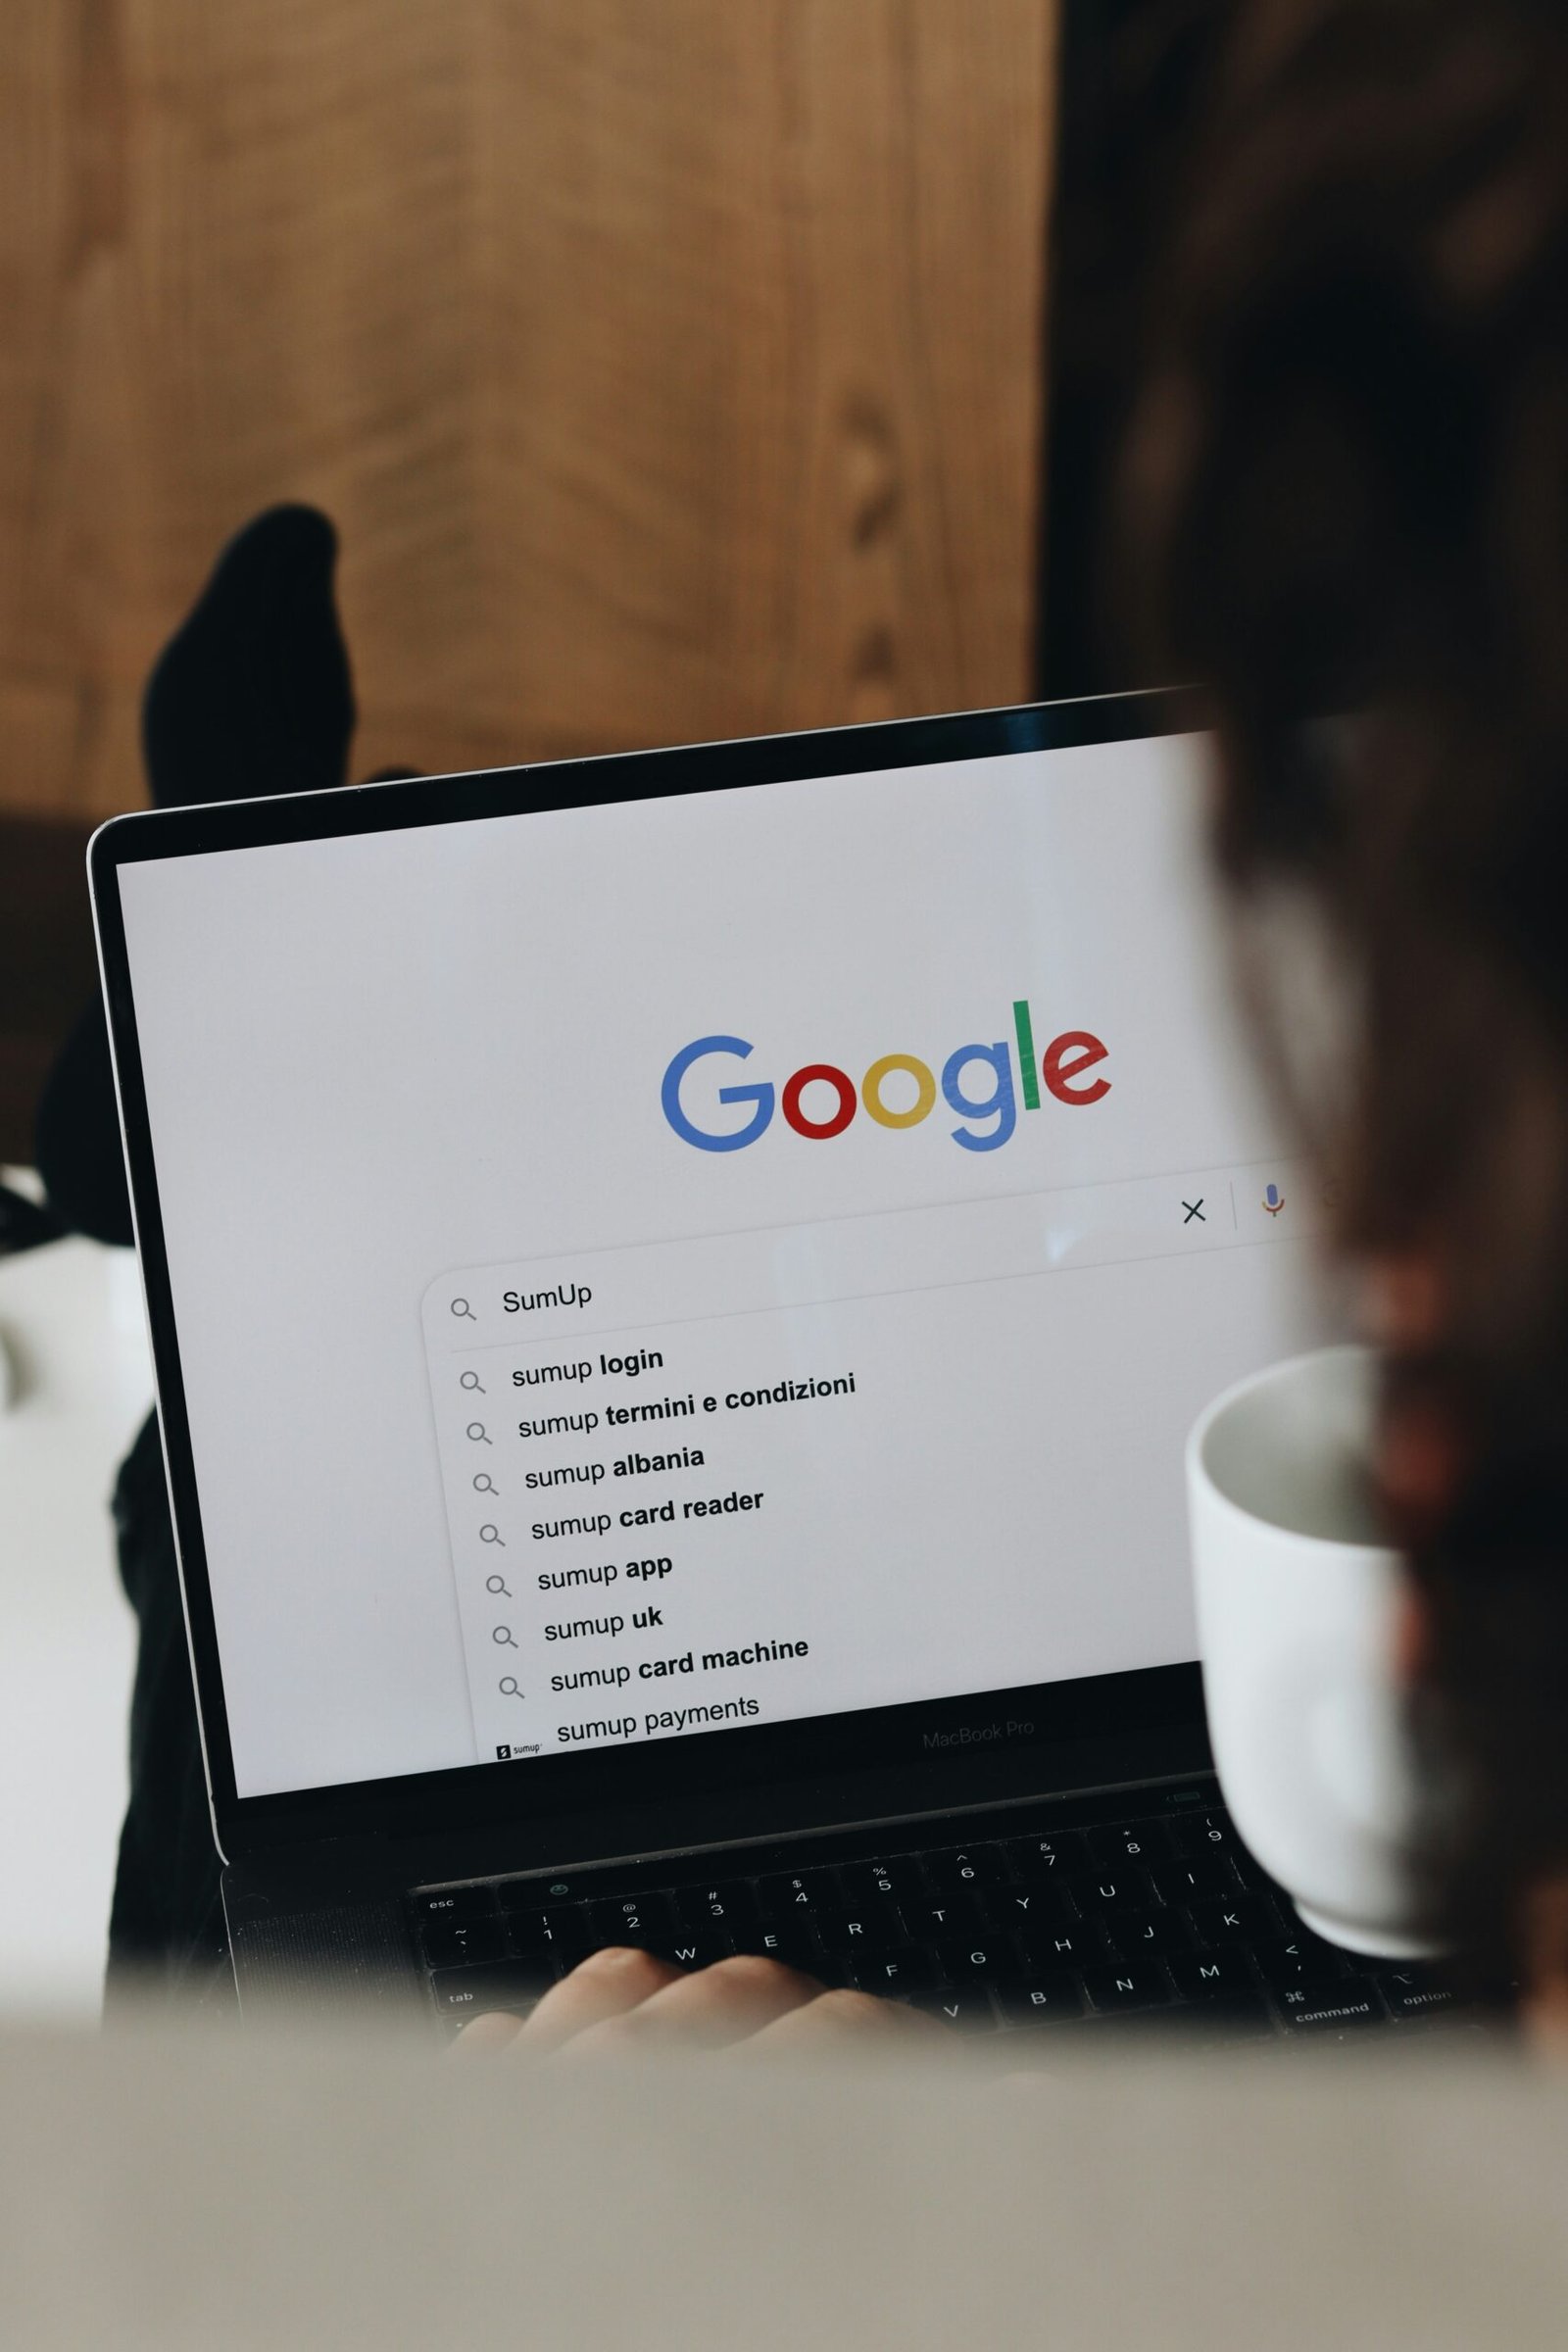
[1124,0,1568,1973]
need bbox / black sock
[36,506,357,1244]
[142,503,355,808]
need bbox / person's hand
[453,1946,945,2059]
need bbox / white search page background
[116,735,1324,1797]
[427,1161,1310,1763]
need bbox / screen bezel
[90,688,1214,1859]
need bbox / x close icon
[1182,1200,1205,1223]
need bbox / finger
[451,2009,527,2057]
[514,1945,685,2053]
[746,1986,950,2051]
[561,1953,821,2056]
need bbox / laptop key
[732,1922,828,1976]
[913,1987,1001,2034]
[1169,1950,1254,2001]
[838,1857,929,1906]
[1253,1934,1347,1988]
[902,1893,988,1943]
[1015,1922,1092,1972]
[1086,1823,1172,1868]
[996,1974,1086,2026]
[1277,1977,1386,2032]
[925,1845,1015,1893]
[587,1892,678,1942]
[1004,1832,1089,1882]
[1187,1896,1271,1947]
[934,1935,1021,1983]
[1081,1963,1174,2013]
[430,1958,558,2018]
[675,1882,759,1929]
[756,1869,840,1918]
[507,1908,592,1962]
[647,1928,736,1971]
[813,1907,908,1955]
[1062,1870,1152,1916]
[1100,1907,1195,1961]
[1375,1969,1459,2024]
[497,1879,584,1913]
[848,1946,939,1994]
[1168,1811,1241,1859]
[1131,1990,1276,2042]
[412,1885,498,1927]
[981,1885,1073,1935]
[421,1918,506,1969]
[1148,1855,1239,1904]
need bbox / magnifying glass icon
[499,1677,523,1697]
[479,1523,505,1545]
[461,1371,485,1394]
[473,1474,499,1495]
[486,1574,512,1597]
[451,1298,476,1322]
[466,1422,491,1445]
[492,1625,517,1647]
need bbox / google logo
[662,1001,1109,1155]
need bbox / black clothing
[37,507,357,1997]
[35,505,355,1255]
[105,1410,231,2007]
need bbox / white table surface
[5,2020,1567,2351]
[0,1170,150,2017]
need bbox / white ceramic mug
[1187,1344,1444,1959]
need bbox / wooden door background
[0,1,1055,1158]
[1,0,1055,822]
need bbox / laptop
[89,691,1456,2042]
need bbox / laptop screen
[112,728,1317,1802]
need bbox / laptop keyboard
[410,1798,1486,2047]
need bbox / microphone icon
[1262,1182,1285,1217]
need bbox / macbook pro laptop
[90,692,1456,2041]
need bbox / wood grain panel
[0,814,99,1160]
[0,0,1054,822]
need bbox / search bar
[423,1158,1306,1355]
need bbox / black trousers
[33,509,363,2005]
[106,1408,231,2008]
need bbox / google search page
[117,736,1321,1798]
